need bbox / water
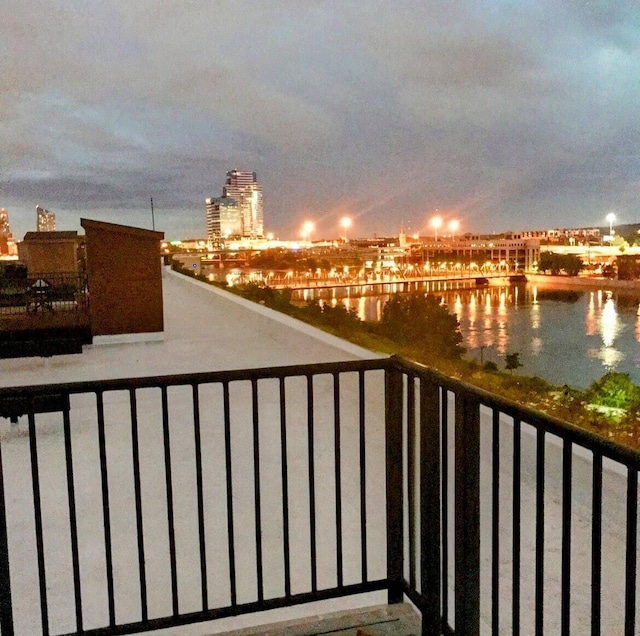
[294,282,640,389]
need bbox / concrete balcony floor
[210,604,420,636]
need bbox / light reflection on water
[296,283,640,388]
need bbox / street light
[606,212,616,239]
[431,216,442,241]
[340,216,352,242]
[302,221,315,244]
[448,219,460,242]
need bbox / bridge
[258,269,525,292]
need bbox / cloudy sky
[1,1,639,240]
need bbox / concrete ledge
[165,268,385,361]
[91,331,165,346]
[208,603,421,636]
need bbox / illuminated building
[0,208,15,256]
[222,170,264,238]
[36,205,56,232]
[206,196,242,240]
[0,209,11,239]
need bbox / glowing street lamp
[431,216,443,241]
[301,220,315,242]
[448,219,460,241]
[340,216,352,242]
[606,212,616,239]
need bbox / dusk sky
[2,1,639,241]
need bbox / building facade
[206,196,243,240]
[0,208,17,257]
[221,170,264,238]
[36,205,56,232]
[18,231,83,274]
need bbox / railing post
[455,391,481,635]
[385,362,404,604]
[0,441,14,635]
[420,378,441,633]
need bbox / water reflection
[292,282,640,387]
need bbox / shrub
[379,292,465,360]
[586,372,640,410]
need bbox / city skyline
[1,2,639,241]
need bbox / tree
[586,372,640,410]
[505,352,523,374]
[538,252,583,276]
[379,293,465,359]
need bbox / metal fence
[0,272,88,315]
[0,356,638,635]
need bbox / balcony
[0,272,91,359]
[0,354,638,635]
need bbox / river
[294,281,640,389]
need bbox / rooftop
[0,268,377,389]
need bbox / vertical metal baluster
[358,370,368,584]
[307,375,317,593]
[513,417,521,636]
[192,383,208,611]
[251,379,264,604]
[161,386,178,616]
[96,391,115,626]
[420,376,441,635]
[278,377,291,597]
[441,389,449,629]
[385,363,404,604]
[454,391,481,636]
[591,453,602,636]
[407,375,416,591]
[535,427,546,636]
[28,409,49,635]
[62,399,83,631]
[625,468,637,636]
[130,389,148,622]
[561,440,572,636]
[334,373,343,589]
[223,381,237,605]
[492,409,500,635]
[0,436,14,636]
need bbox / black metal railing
[0,272,88,315]
[0,356,638,635]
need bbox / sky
[1,0,639,241]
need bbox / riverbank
[526,273,640,291]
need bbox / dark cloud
[1,0,639,239]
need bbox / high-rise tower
[222,170,264,238]
[36,205,56,232]
[206,197,243,240]
[0,209,11,239]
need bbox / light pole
[302,221,315,245]
[449,219,460,242]
[340,216,352,242]
[431,216,442,242]
[606,212,616,240]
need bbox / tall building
[0,209,11,239]
[0,208,14,256]
[222,170,264,238]
[36,205,56,232]
[206,197,243,240]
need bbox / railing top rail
[0,357,390,397]
[392,355,640,468]
[1,352,637,468]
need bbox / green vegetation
[379,293,465,361]
[537,252,584,276]
[504,352,523,374]
[172,261,640,448]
